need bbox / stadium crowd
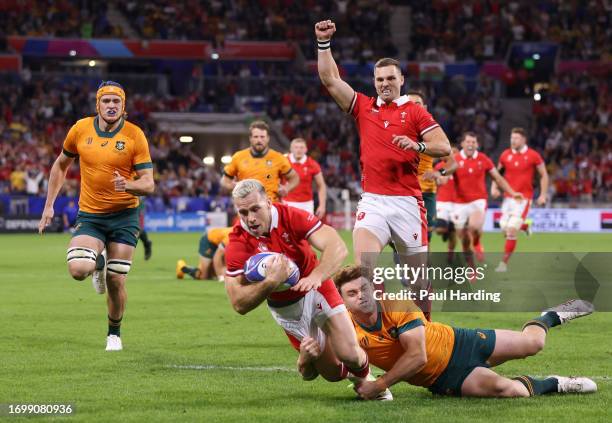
[0,0,610,210]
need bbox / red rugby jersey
[284,154,322,202]
[453,150,494,203]
[434,161,456,202]
[225,203,323,302]
[498,146,544,198]
[350,93,440,197]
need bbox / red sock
[348,356,369,379]
[473,232,481,248]
[503,238,517,263]
[520,223,529,231]
[447,249,455,263]
[337,362,349,380]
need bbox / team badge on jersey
[115,141,125,151]
[266,160,273,167]
[86,137,93,145]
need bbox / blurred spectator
[62,199,78,232]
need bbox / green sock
[514,376,558,396]
[139,230,150,244]
[108,315,122,337]
[182,266,199,279]
[537,311,562,328]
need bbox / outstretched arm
[39,153,74,234]
[316,20,356,113]
[489,168,522,200]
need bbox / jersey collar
[249,147,269,158]
[512,145,528,154]
[355,303,383,333]
[288,153,307,164]
[460,149,478,160]
[240,204,279,238]
[94,116,124,138]
[376,95,409,108]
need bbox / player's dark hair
[249,120,270,136]
[461,131,478,142]
[406,89,427,104]
[511,127,528,139]
[333,265,372,292]
[98,80,125,91]
[374,58,402,74]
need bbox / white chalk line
[168,364,295,372]
[167,365,610,381]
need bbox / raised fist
[315,20,336,41]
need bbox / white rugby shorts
[354,193,428,254]
[284,200,314,214]
[500,198,531,230]
[436,201,455,222]
[267,285,346,352]
[451,199,487,229]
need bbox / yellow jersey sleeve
[132,127,152,170]
[418,153,436,193]
[62,123,79,157]
[278,153,292,175]
[224,152,240,177]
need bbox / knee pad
[67,247,97,264]
[107,259,132,276]
[506,215,524,231]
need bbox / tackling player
[332,265,596,399]
[492,128,549,272]
[176,226,232,281]
[224,179,392,400]
[221,120,299,202]
[284,138,327,218]
[452,132,521,266]
[38,81,154,351]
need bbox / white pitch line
[168,364,295,372]
[167,366,611,381]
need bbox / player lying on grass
[223,179,392,400]
[321,265,597,399]
[177,227,232,281]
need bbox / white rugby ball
[243,252,300,290]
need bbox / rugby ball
[243,252,300,290]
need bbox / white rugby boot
[550,376,597,394]
[542,299,594,324]
[105,335,123,351]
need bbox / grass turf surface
[1,231,611,422]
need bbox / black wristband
[317,39,331,51]
[417,142,426,153]
[439,168,447,176]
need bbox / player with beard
[221,120,299,202]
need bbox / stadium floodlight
[88,60,96,67]
[203,156,215,165]
[534,93,542,101]
[533,53,541,60]
[179,135,193,143]
[221,155,232,164]
[69,50,77,56]
[211,52,220,60]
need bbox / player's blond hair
[232,179,266,200]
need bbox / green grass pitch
[1,231,611,422]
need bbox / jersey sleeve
[287,206,322,239]
[62,124,79,157]
[224,153,239,177]
[133,128,153,170]
[311,159,322,175]
[224,232,251,277]
[349,92,367,119]
[411,104,440,138]
[278,153,293,175]
[388,308,425,334]
[483,155,495,172]
[532,151,544,166]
